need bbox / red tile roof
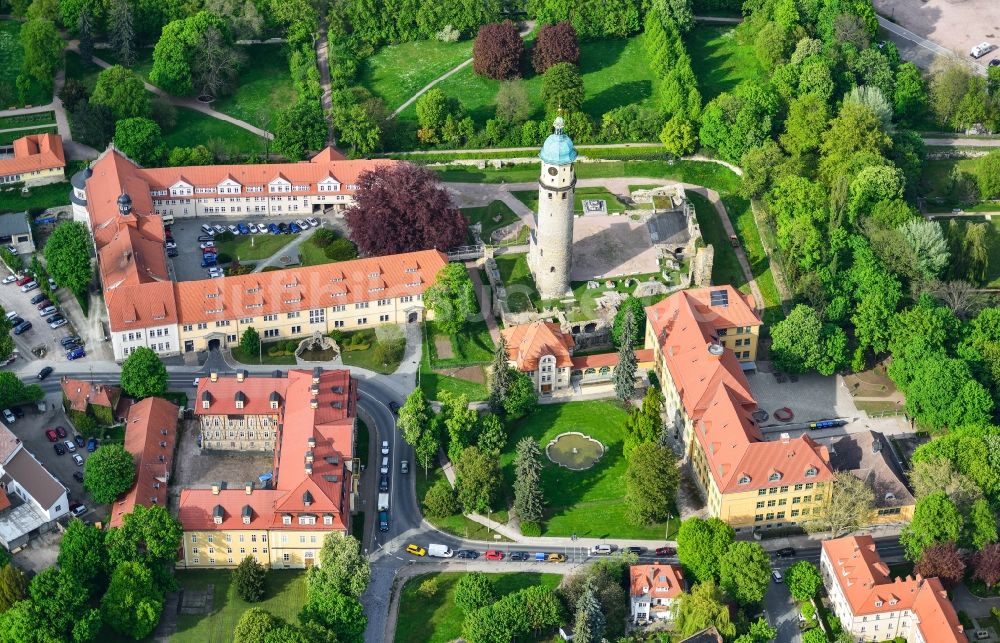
[109,397,178,527]
[0,133,65,177]
[60,377,120,413]
[196,375,286,416]
[502,321,574,371]
[569,348,657,370]
[630,564,685,599]
[823,536,963,643]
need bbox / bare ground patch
[433,335,454,360]
[433,365,485,384]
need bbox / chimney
[237,369,247,382]
[780,432,790,444]
[312,367,321,383]
[245,482,253,495]
[210,371,218,382]
[211,483,220,495]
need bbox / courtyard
[170,417,274,497]
[569,214,661,281]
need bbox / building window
[756,501,765,509]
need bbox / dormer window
[738,475,750,485]
[875,600,883,607]
[201,391,211,409]
[805,467,818,477]
[299,514,316,525]
[212,505,224,525]
[235,391,245,409]
[769,471,781,482]
[282,514,291,525]
[323,514,333,525]
[368,271,379,278]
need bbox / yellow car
[547,553,567,563]
[406,544,426,557]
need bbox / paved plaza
[569,215,659,281]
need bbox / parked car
[1,409,14,424]
[165,241,177,250]
[590,544,612,556]
[202,246,218,255]
[1,275,16,284]
[86,438,98,452]
[213,224,226,234]
[971,41,994,59]
[55,426,67,438]
[11,408,22,419]
[547,553,567,563]
[13,321,31,335]
[295,219,308,229]
[60,336,81,347]
[20,281,37,292]
[74,434,85,448]
[237,223,250,235]
[289,222,302,234]
[72,471,84,483]
[388,401,399,415]
[405,544,426,556]
[484,550,504,561]
[47,277,57,290]
[50,318,68,330]
[44,428,58,442]
[200,242,215,249]
[227,224,239,235]
[35,299,51,310]
[208,268,224,278]
[508,551,529,561]
[381,440,389,455]
[64,440,76,453]
[29,293,47,305]
[378,511,390,532]
[201,224,215,235]
[72,454,84,466]
[69,502,86,516]
[624,546,645,555]
[772,570,783,583]
[378,474,389,492]
[167,249,179,258]
[400,460,408,474]
[8,316,21,327]
[67,347,85,360]
[39,306,57,316]
[268,223,280,234]
[654,546,676,557]
[306,217,320,227]
[992,59,1000,67]
[14,275,31,286]
[456,550,479,559]
[53,443,65,455]
[776,547,796,559]
[197,235,215,242]
[278,222,289,234]
[37,366,53,380]
[201,258,217,268]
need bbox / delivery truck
[378,493,389,511]
[428,544,454,558]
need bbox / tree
[191,26,243,99]
[345,163,468,256]
[239,327,261,361]
[58,78,89,112]
[0,373,42,410]
[415,89,468,145]
[541,62,584,114]
[901,492,963,561]
[736,617,777,643]
[623,386,663,456]
[101,561,163,639]
[27,567,88,639]
[70,101,115,149]
[57,519,106,596]
[496,81,532,123]
[476,414,506,457]
[422,478,458,519]
[899,219,949,280]
[699,82,780,164]
[333,103,382,157]
[298,586,366,643]
[806,472,874,538]
[972,544,1000,588]
[114,117,167,167]
[204,0,264,39]
[625,442,678,525]
[659,114,698,157]
[978,150,1000,200]
[234,556,266,602]
[573,578,604,643]
[454,446,501,513]
[442,391,477,464]
[894,62,927,124]
[780,93,829,156]
[454,572,495,615]
[613,306,638,403]
[150,12,228,96]
[0,313,13,366]
[415,418,442,475]
[532,21,579,73]
[677,517,734,583]
[234,607,284,643]
[120,346,168,398]
[503,371,537,419]
[909,457,983,511]
[310,532,370,599]
[914,542,966,587]
[612,297,645,348]
[472,21,522,80]
[90,65,149,121]
[425,263,477,334]
[513,437,544,528]
[0,565,27,613]
[107,0,135,67]
[43,221,92,298]
[770,305,849,376]
[105,504,183,581]
[785,561,823,601]
[19,19,62,89]
[929,58,976,129]
[488,335,512,414]
[675,580,736,639]
[968,497,998,550]
[273,99,327,160]
[719,541,771,605]
[398,388,431,448]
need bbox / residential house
[0,212,35,255]
[108,397,178,527]
[629,564,685,623]
[0,133,66,187]
[178,368,356,569]
[61,377,127,424]
[821,535,964,643]
[827,431,915,525]
[0,423,68,549]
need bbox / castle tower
[528,116,577,300]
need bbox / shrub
[800,601,816,622]
[312,228,338,248]
[531,21,579,73]
[418,578,439,597]
[233,556,266,602]
[324,237,358,261]
[472,21,523,80]
[520,521,541,536]
[373,338,405,365]
[436,25,460,42]
[217,231,235,242]
[422,478,459,519]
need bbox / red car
[654,546,676,557]
[55,426,67,438]
[14,275,31,287]
[44,428,58,442]
[35,300,51,310]
[201,247,217,255]
[484,550,504,561]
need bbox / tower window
[562,193,566,200]
[550,266,555,272]
[547,193,552,199]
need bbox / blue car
[289,222,302,234]
[237,223,250,235]
[86,437,98,452]
[268,223,280,234]
[67,347,85,360]
[201,258,217,268]
[12,321,31,335]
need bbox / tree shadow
[583,80,653,118]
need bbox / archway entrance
[407,311,419,323]
[207,338,221,351]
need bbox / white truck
[428,544,454,558]
[377,493,389,511]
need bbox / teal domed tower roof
[539,116,577,165]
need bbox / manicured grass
[512,186,627,214]
[0,111,55,129]
[426,319,494,368]
[494,252,539,313]
[171,569,307,643]
[396,34,658,129]
[213,44,296,124]
[919,158,980,200]
[395,572,562,643]
[0,20,52,108]
[162,107,267,157]
[100,46,155,81]
[501,400,679,538]
[723,196,784,325]
[64,51,104,92]
[339,328,405,375]
[0,180,70,214]
[463,200,521,242]
[689,191,745,289]
[414,465,510,540]
[360,39,474,111]
[212,233,294,261]
[231,339,296,365]
[419,358,488,401]
[0,126,57,146]
[687,24,766,102]
[297,232,360,267]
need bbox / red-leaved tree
[532,22,580,74]
[473,21,523,80]
[972,543,1000,588]
[345,163,468,256]
[914,542,966,587]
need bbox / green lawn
[0,111,55,129]
[502,400,679,539]
[687,24,767,102]
[723,196,784,324]
[212,234,294,261]
[513,186,627,214]
[415,465,510,540]
[419,358,488,401]
[462,200,521,242]
[396,34,658,129]
[494,253,539,313]
[171,570,307,643]
[0,126,57,146]
[0,180,70,214]
[919,158,980,200]
[360,39,475,111]
[298,233,358,266]
[100,46,155,81]
[339,328,405,375]
[212,44,296,124]
[0,20,53,108]
[64,51,104,92]
[426,319,494,368]
[689,191,745,289]
[231,339,296,365]
[395,572,562,643]
[162,107,267,157]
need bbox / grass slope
[414,465,510,541]
[462,200,521,242]
[162,107,266,157]
[687,24,766,102]
[493,253,538,313]
[360,39,475,111]
[212,44,296,124]
[513,186,626,214]
[0,180,70,214]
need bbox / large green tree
[613,306,638,403]
[0,565,28,613]
[719,541,771,605]
[978,149,1000,200]
[105,504,183,583]
[541,62,584,113]
[785,561,823,602]
[150,11,228,95]
[234,556,266,602]
[488,334,513,415]
[398,387,431,448]
[43,221,92,298]
[101,561,163,639]
[234,607,285,643]
[424,263,477,334]
[676,517,734,583]
[239,326,261,361]
[90,65,150,121]
[309,532,370,599]
[454,572,495,615]
[900,491,963,561]
[455,446,501,513]
[57,519,107,595]
[623,386,663,456]
[573,578,604,643]
[503,371,537,419]
[298,585,366,643]
[625,442,678,525]
[806,471,874,537]
[83,444,136,504]
[0,372,43,410]
[513,436,544,530]
[119,346,168,398]
[113,117,167,167]
[675,580,736,639]
[769,304,848,375]
[19,18,62,90]
[273,99,327,161]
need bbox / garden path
[314,20,335,145]
[466,262,500,343]
[251,226,320,272]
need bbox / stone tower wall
[530,160,575,300]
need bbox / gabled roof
[502,321,574,371]
[630,564,685,600]
[0,133,65,177]
[61,377,121,413]
[109,397,178,527]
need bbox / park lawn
[213,44,296,124]
[64,51,103,92]
[415,465,510,540]
[426,319,494,368]
[493,253,539,313]
[502,400,678,539]
[171,569,307,643]
[462,200,521,242]
[0,126,57,146]
[0,111,55,129]
[919,158,980,200]
[162,107,267,157]
[396,34,658,129]
[723,196,784,324]
[985,219,1000,287]
[360,39,475,111]
[687,24,766,102]
[0,20,52,108]
[513,186,626,214]
[100,46,155,81]
[231,339,296,365]
[689,191,745,289]
[0,180,70,214]
[212,233,294,261]
[419,358,488,401]
[339,328,405,374]
[396,572,562,643]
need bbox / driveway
[764,574,801,643]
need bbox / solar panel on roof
[709,290,729,307]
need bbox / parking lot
[168,214,337,283]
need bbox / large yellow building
[179,368,356,569]
[0,133,65,187]
[645,286,834,534]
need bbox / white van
[971,42,994,59]
[428,544,454,558]
[4,310,17,321]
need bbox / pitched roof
[61,377,121,413]
[502,321,574,371]
[0,212,31,238]
[822,536,963,643]
[2,448,64,509]
[0,133,65,177]
[630,564,685,599]
[828,431,914,509]
[109,397,178,527]
[569,348,656,370]
[196,375,286,416]
[0,423,21,464]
